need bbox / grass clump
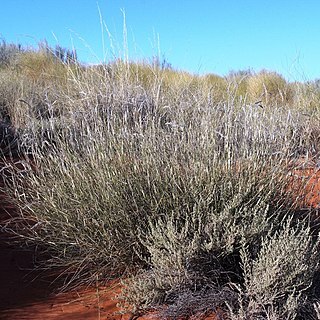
[1,41,320,319]
[247,70,294,106]
[0,39,23,68]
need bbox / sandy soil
[0,247,224,319]
[0,217,223,319]
[288,156,320,209]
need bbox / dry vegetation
[1,40,320,319]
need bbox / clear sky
[1,0,320,81]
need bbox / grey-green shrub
[229,218,320,319]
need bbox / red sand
[0,249,223,319]
[0,214,223,319]
[0,250,225,320]
[293,168,320,208]
[0,247,152,320]
[1,160,320,319]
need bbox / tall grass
[1,43,320,319]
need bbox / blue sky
[1,0,320,81]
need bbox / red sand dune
[1,158,320,319]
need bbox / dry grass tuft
[1,41,320,319]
